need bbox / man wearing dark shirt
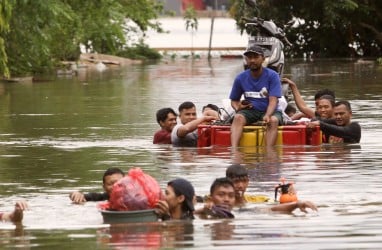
[308,100,361,143]
[69,167,125,204]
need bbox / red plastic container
[197,125,211,147]
[197,124,322,147]
[211,125,231,146]
[279,125,307,145]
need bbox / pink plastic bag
[108,168,162,211]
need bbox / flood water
[1,57,382,249]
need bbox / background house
[159,0,231,16]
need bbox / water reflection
[1,58,382,248]
[209,220,235,241]
[97,221,194,249]
[0,226,29,247]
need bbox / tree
[4,1,73,76]
[63,0,164,55]
[0,0,12,78]
[1,0,163,77]
[230,0,382,57]
[184,5,199,55]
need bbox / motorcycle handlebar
[241,17,263,23]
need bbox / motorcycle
[216,0,294,124]
[242,0,292,74]
[242,0,293,96]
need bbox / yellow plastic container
[239,127,257,146]
[255,126,285,146]
[248,125,308,146]
[239,126,266,146]
[276,129,284,145]
[205,124,316,147]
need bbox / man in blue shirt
[229,44,283,148]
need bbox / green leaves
[0,0,163,77]
[184,6,198,32]
[0,0,12,78]
[230,0,382,57]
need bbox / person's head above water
[209,177,236,212]
[226,164,249,180]
[316,94,335,119]
[102,167,125,194]
[314,89,335,107]
[156,107,177,131]
[225,164,249,200]
[167,178,195,213]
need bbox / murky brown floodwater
[1,57,382,249]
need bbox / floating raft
[197,124,322,147]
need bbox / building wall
[182,0,205,10]
[160,0,182,15]
[159,0,230,15]
[204,0,231,11]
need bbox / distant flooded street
[145,17,248,49]
[1,57,382,249]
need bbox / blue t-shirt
[229,68,282,112]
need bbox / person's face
[286,109,296,117]
[179,107,197,124]
[103,173,124,194]
[210,185,235,211]
[334,104,352,126]
[314,99,320,110]
[160,112,177,132]
[203,107,213,112]
[317,99,334,119]
[164,185,184,212]
[230,177,249,198]
[245,53,264,72]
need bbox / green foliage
[184,5,198,33]
[69,0,164,54]
[0,0,12,78]
[230,0,382,57]
[69,1,127,54]
[1,0,163,77]
[0,0,11,32]
[183,5,198,52]
[116,42,162,60]
[4,1,73,76]
[121,0,164,32]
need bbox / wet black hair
[178,101,195,113]
[225,164,249,179]
[285,103,297,116]
[318,94,335,107]
[210,177,235,195]
[156,107,177,124]
[102,167,125,184]
[202,104,219,113]
[314,89,335,100]
[335,100,352,111]
[168,178,195,219]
